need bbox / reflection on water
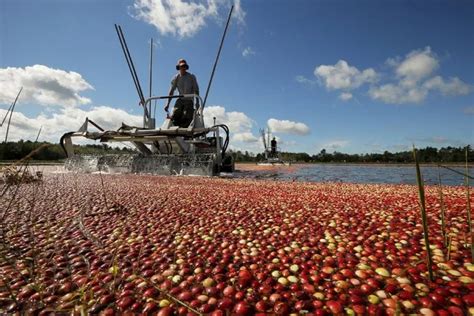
[278,164,469,186]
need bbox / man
[164,59,200,128]
[271,137,277,157]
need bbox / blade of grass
[437,167,447,248]
[465,147,473,262]
[413,145,434,281]
[447,235,452,261]
[437,164,474,180]
[3,87,22,143]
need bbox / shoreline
[1,160,472,168]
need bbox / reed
[465,147,473,262]
[447,235,453,261]
[413,146,434,281]
[437,168,447,248]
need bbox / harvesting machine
[60,9,235,176]
[257,128,290,166]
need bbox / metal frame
[60,93,222,169]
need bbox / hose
[212,124,229,158]
[59,132,75,157]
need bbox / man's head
[176,59,189,74]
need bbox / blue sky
[1,0,473,154]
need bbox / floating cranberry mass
[0,174,472,315]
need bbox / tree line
[0,140,471,163]
[229,146,473,163]
[0,140,134,161]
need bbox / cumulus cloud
[311,47,471,105]
[204,105,254,133]
[233,132,258,143]
[201,105,265,151]
[395,47,439,85]
[242,46,255,58]
[0,106,142,143]
[314,60,377,91]
[267,118,310,135]
[369,83,428,104]
[131,0,245,39]
[423,76,472,96]
[0,65,94,107]
[369,47,472,104]
[339,92,353,101]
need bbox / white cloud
[423,76,471,96]
[131,0,245,39]
[369,47,472,104]
[314,60,377,90]
[339,92,353,101]
[395,47,439,85]
[0,65,94,107]
[369,76,471,105]
[369,83,428,104]
[311,47,471,105]
[267,118,310,135]
[204,105,254,133]
[242,46,255,58]
[233,131,258,143]
[0,106,142,143]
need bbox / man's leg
[172,99,184,127]
[181,100,195,127]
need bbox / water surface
[236,164,470,186]
[279,164,469,186]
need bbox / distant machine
[60,8,235,176]
[257,128,290,166]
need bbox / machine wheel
[220,155,234,173]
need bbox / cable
[212,124,229,157]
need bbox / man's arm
[164,76,177,111]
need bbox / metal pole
[267,128,270,155]
[148,38,154,128]
[4,87,22,143]
[35,126,43,142]
[149,38,153,100]
[213,117,216,137]
[115,25,146,106]
[115,25,143,105]
[149,38,153,98]
[1,100,14,127]
[118,25,146,105]
[202,5,234,109]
